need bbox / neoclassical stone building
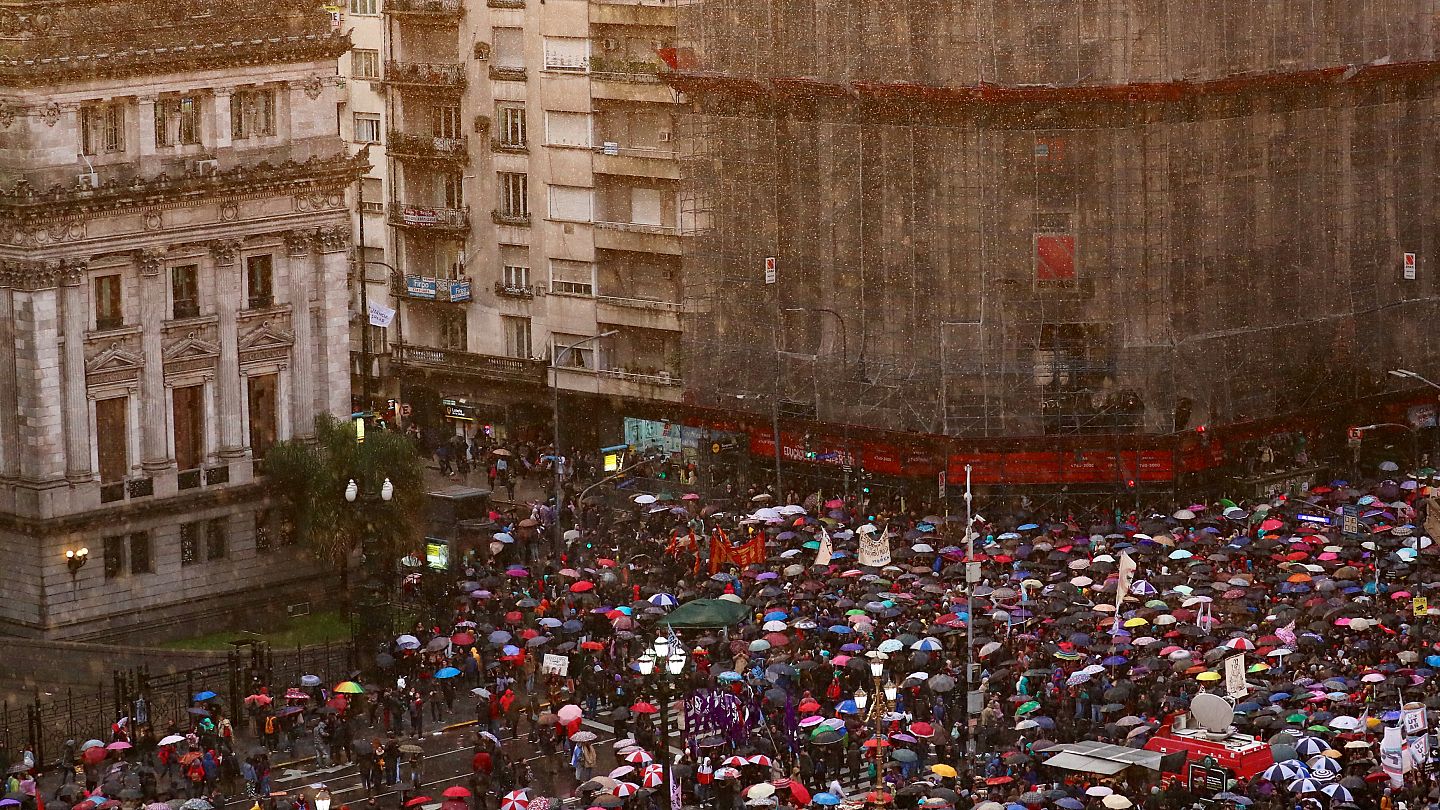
[0,0,363,639]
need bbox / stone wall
[0,639,229,705]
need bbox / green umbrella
[1016,701,1041,717]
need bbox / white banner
[1409,735,1431,770]
[814,527,833,567]
[1115,551,1137,613]
[1224,654,1247,697]
[858,527,892,568]
[1382,725,1406,787]
[541,653,570,676]
[1404,705,1429,735]
[367,301,396,327]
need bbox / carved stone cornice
[314,225,350,254]
[137,248,166,277]
[59,260,87,286]
[284,230,312,256]
[209,239,242,266]
[0,257,88,290]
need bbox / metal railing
[382,61,466,88]
[494,281,537,298]
[598,367,683,386]
[387,131,469,160]
[394,343,548,384]
[594,143,678,160]
[385,0,463,13]
[593,220,679,235]
[387,203,469,230]
[596,294,682,312]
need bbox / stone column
[137,248,172,473]
[60,262,93,483]
[0,267,20,479]
[211,240,246,458]
[315,225,353,418]
[12,262,67,484]
[284,230,316,438]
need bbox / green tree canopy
[263,414,425,588]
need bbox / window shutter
[543,37,589,71]
[549,185,592,222]
[546,111,590,147]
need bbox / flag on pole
[1115,550,1137,614]
[815,527,833,567]
[367,301,396,327]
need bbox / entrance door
[247,373,277,458]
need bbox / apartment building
[343,0,685,443]
[0,0,358,639]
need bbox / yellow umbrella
[1123,617,1149,628]
[930,764,957,778]
[1196,671,1221,682]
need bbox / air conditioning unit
[602,38,620,51]
[77,171,100,190]
[191,159,219,175]
[658,130,672,142]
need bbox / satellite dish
[1190,693,1236,737]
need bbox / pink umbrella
[556,704,584,723]
[105,741,132,751]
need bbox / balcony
[492,209,531,227]
[591,0,675,27]
[596,294,682,331]
[494,281,537,299]
[399,274,473,303]
[394,343,548,385]
[388,203,469,232]
[491,138,528,154]
[100,476,154,505]
[385,0,464,17]
[551,364,684,402]
[487,0,525,7]
[489,65,527,82]
[593,220,681,255]
[387,131,469,164]
[382,61,466,91]
[593,144,680,180]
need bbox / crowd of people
[8,455,1440,810]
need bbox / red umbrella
[442,787,473,799]
[452,633,475,646]
[82,747,107,765]
[405,799,433,807]
[570,581,595,593]
[581,641,605,651]
[630,702,658,714]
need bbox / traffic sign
[1341,505,1361,538]
[1415,597,1429,617]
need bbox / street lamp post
[858,656,895,792]
[963,463,977,769]
[637,636,687,804]
[552,331,619,554]
[346,476,395,663]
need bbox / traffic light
[803,433,817,460]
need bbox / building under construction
[668,0,1440,490]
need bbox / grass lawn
[158,609,351,651]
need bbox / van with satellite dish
[1144,693,1276,780]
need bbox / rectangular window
[231,88,276,139]
[499,172,529,218]
[550,259,594,296]
[502,264,530,288]
[171,264,199,319]
[549,185,592,222]
[543,37,589,72]
[353,113,381,144]
[630,187,663,226]
[104,535,125,579]
[172,384,205,472]
[498,105,527,146]
[440,311,467,351]
[96,397,128,484]
[180,522,200,566]
[247,373,278,459]
[503,316,532,359]
[129,532,152,575]
[492,28,525,69]
[94,275,123,329]
[156,97,201,147]
[350,0,378,15]
[434,104,461,139]
[351,49,381,80]
[442,173,464,209]
[81,103,125,155]
[553,332,597,369]
[255,510,273,555]
[246,254,274,309]
[545,111,591,147]
[1035,233,1077,282]
[207,518,227,561]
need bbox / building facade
[0,0,359,639]
[339,0,685,446]
[671,0,1440,490]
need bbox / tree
[263,413,425,601]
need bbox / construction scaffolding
[675,0,1440,443]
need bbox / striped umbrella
[642,765,664,788]
[612,783,641,798]
[1287,778,1322,794]
[500,791,529,810]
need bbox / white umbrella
[1084,787,1113,798]
[1101,796,1132,810]
[634,494,658,505]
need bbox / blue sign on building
[405,275,437,299]
[449,279,472,302]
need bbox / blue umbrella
[829,625,852,635]
[717,671,742,683]
[502,644,520,656]
[764,611,789,621]
[648,593,678,608]
[193,691,217,702]
[435,667,461,679]
[1101,655,1128,666]
[1056,800,1084,810]
[812,795,840,807]
[835,699,858,715]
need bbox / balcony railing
[492,209,531,227]
[588,57,666,82]
[399,274,473,303]
[595,143,679,160]
[598,367,682,386]
[597,294,682,312]
[494,281,537,298]
[489,65,527,82]
[594,220,678,236]
[394,343,548,384]
[491,139,528,154]
[385,0,464,15]
[387,131,469,162]
[383,61,466,89]
[101,475,155,504]
[388,203,469,231]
